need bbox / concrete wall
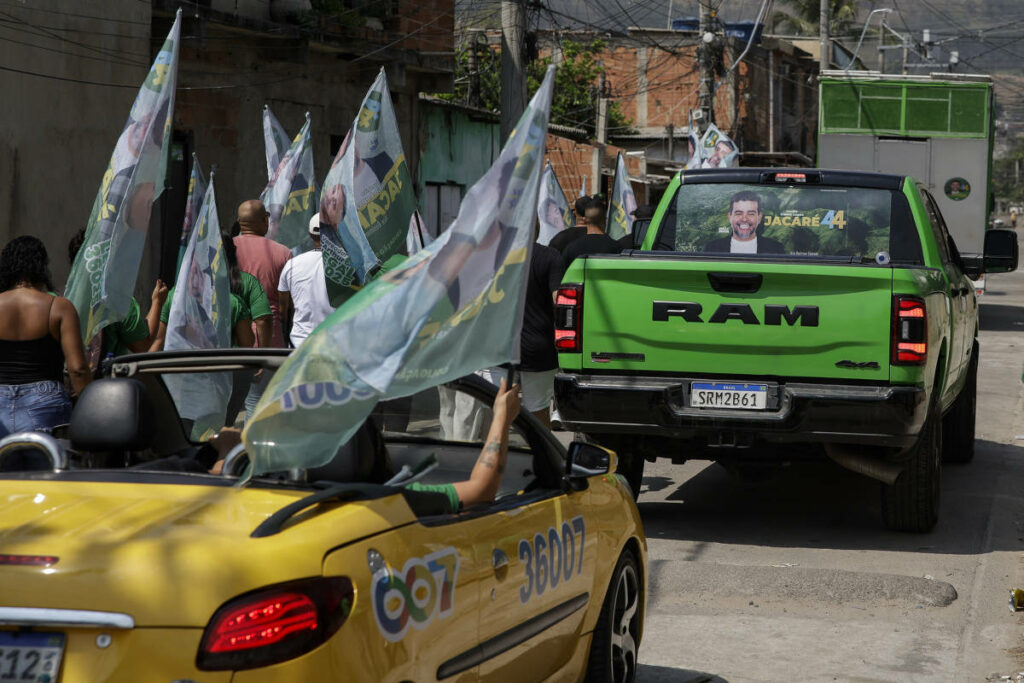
[0,0,150,289]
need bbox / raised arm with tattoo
[453,378,521,507]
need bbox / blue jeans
[0,381,72,438]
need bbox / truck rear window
[651,183,924,264]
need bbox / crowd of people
[0,191,649,441]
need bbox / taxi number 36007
[519,516,585,604]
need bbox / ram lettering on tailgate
[652,301,819,326]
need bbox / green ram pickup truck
[554,168,1018,532]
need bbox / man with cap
[278,214,335,348]
[616,204,656,250]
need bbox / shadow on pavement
[639,664,728,682]
[979,302,1024,332]
[637,439,1024,556]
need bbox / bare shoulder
[52,296,81,319]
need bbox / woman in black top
[0,237,90,437]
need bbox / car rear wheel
[942,342,977,464]
[882,402,941,533]
[585,548,642,683]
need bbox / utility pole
[500,0,527,142]
[596,71,608,144]
[467,33,481,109]
[697,0,714,127]
[819,0,829,72]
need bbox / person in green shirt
[67,229,168,358]
[149,232,257,351]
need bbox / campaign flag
[685,130,702,169]
[699,123,738,169]
[164,177,232,440]
[176,153,206,272]
[406,211,428,256]
[537,161,573,246]
[242,66,557,476]
[65,10,181,343]
[262,105,290,181]
[606,152,637,240]
[261,112,316,251]
[319,68,416,305]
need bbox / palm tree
[771,0,862,38]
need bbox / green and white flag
[606,152,637,240]
[319,68,415,305]
[243,66,557,476]
[261,113,316,251]
[176,153,206,272]
[262,105,290,181]
[537,161,573,246]
[65,10,181,344]
[699,123,738,169]
[164,176,232,440]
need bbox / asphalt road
[634,251,1024,682]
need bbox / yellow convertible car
[0,350,646,682]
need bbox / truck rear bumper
[554,373,927,449]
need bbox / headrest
[304,418,389,484]
[70,379,156,452]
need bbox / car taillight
[892,295,927,365]
[196,577,353,671]
[555,284,583,353]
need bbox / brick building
[468,26,818,204]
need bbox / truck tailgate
[575,256,893,381]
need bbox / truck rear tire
[942,342,978,464]
[881,403,941,532]
[617,452,645,501]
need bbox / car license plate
[0,631,65,682]
[690,382,768,410]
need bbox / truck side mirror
[631,219,651,249]
[983,229,1018,274]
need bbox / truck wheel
[882,404,941,532]
[942,342,978,464]
[585,548,642,683]
[616,453,645,501]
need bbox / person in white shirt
[277,214,336,347]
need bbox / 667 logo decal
[372,547,459,642]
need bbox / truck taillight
[196,577,353,671]
[555,284,583,353]
[892,296,927,365]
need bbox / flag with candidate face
[319,68,416,305]
[406,211,428,256]
[699,123,739,169]
[606,152,637,240]
[164,177,232,440]
[177,154,206,271]
[261,113,316,251]
[242,66,557,476]
[262,105,290,181]
[537,161,572,246]
[65,10,181,344]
